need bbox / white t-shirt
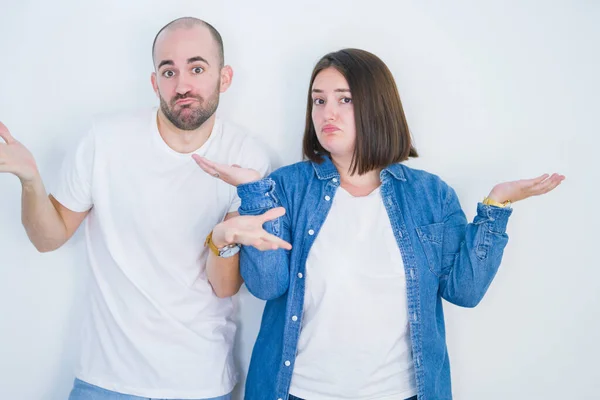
[289,186,417,400]
[52,108,270,398]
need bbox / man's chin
[174,114,206,130]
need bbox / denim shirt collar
[310,155,407,182]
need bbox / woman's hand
[487,173,565,204]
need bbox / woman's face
[311,67,356,160]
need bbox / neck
[156,109,216,153]
[331,155,381,196]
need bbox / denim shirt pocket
[416,222,455,278]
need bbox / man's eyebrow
[187,56,209,66]
[157,60,174,69]
[157,56,209,70]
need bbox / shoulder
[217,118,271,173]
[217,118,256,148]
[270,160,313,181]
[400,164,449,188]
[89,108,154,142]
[394,163,457,206]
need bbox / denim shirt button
[410,269,415,279]
[413,312,418,321]
[308,229,315,235]
[325,195,331,201]
[332,178,338,183]
[297,272,303,278]
[284,360,291,367]
[292,315,298,321]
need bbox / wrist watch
[482,196,511,208]
[205,231,241,258]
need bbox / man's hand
[192,155,261,187]
[212,207,292,251]
[0,122,40,183]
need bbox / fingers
[0,122,15,144]
[540,173,565,194]
[260,231,292,250]
[192,155,235,182]
[236,235,290,251]
[192,154,219,177]
[530,173,566,196]
[227,210,291,251]
[260,207,286,223]
[247,232,292,251]
[529,173,550,186]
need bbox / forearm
[237,178,292,300]
[240,246,290,300]
[440,203,512,307]
[21,176,68,252]
[206,252,243,298]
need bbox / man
[0,17,274,399]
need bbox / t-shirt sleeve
[227,136,272,214]
[51,129,95,212]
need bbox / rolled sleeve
[474,203,513,234]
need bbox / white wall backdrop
[0,1,597,399]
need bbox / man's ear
[219,65,233,93]
[151,72,159,97]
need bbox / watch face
[219,244,241,258]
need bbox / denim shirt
[237,156,512,400]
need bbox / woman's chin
[320,138,352,155]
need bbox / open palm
[192,155,261,187]
[0,122,39,182]
[489,173,565,204]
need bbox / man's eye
[162,70,175,78]
[192,67,204,74]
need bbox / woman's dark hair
[302,48,418,175]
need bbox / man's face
[152,25,225,130]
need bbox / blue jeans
[68,379,233,400]
[289,396,416,400]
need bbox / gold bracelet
[482,196,511,208]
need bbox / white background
[0,1,597,399]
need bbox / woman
[195,49,564,400]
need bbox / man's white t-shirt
[289,186,417,400]
[52,108,270,398]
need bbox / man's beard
[160,86,220,131]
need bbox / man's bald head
[152,17,224,67]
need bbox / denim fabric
[288,396,417,400]
[68,378,233,400]
[238,156,512,400]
